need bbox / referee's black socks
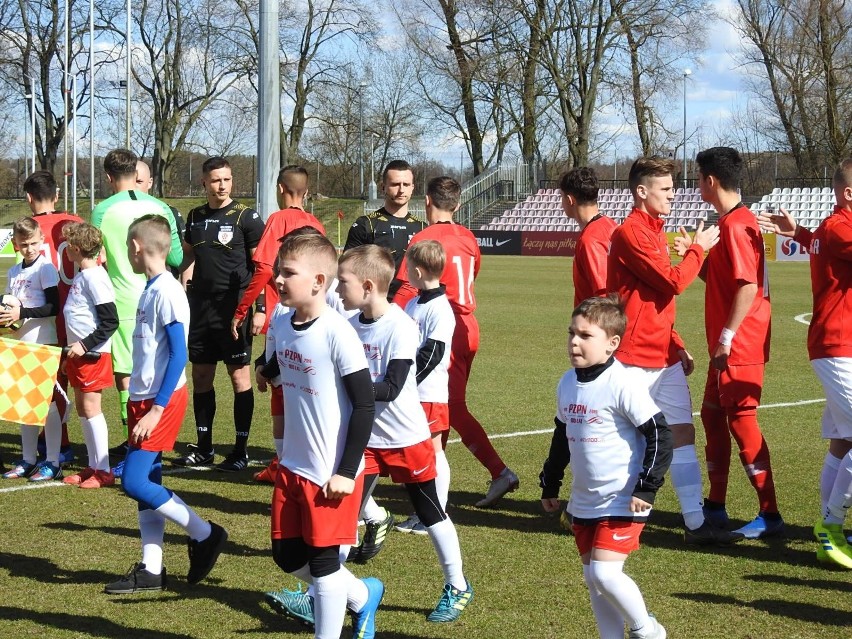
[194,389,216,454]
[233,389,254,455]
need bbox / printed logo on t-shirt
[218,225,234,245]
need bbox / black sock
[194,390,216,453]
[233,389,253,455]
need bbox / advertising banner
[775,235,810,262]
[473,230,522,255]
[520,232,579,257]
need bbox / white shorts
[811,358,852,440]
[629,363,694,426]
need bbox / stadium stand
[749,187,835,230]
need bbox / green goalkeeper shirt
[92,190,183,321]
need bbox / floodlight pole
[256,0,280,220]
[358,82,366,199]
[682,68,691,189]
[64,0,70,211]
[126,0,132,149]
[90,0,95,207]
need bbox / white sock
[82,413,110,471]
[363,498,385,523]
[155,494,212,540]
[427,517,466,590]
[435,450,451,510]
[342,565,368,612]
[44,403,62,464]
[274,437,284,459]
[825,449,852,525]
[138,509,166,574]
[821,452,842,516]
[291,563,313,584]
[589,560,649,633]
[313,569,349,639]
[669,445,705,529]
[21,425,38,465]
[583,564,625,639]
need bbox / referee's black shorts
[188,290,253,366]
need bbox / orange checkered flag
[0,337,61,426]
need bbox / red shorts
[128,385,189,453]
[703,363,764,409]
[271,466,364,546]
[66,352,114,392]
[422,402,449,434]
[270,384,284,417]
[364,439,437,483]
[448,314,479,404]
[572,519,645,555]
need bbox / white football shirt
[405,292,455,403]
[264,302,288,387]
[64,266,116,353]
[129,272,189,401]
[5,255,59,344]
[350,304,430,448]
[557,360,660,519]
[275,307,369,486]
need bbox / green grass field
[0,257,850,638]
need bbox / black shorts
[188,291,253,366]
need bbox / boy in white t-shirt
[61,222,119,488]
[337,244,473,623]
[396,240,455,534]
[1,217,63,482]
[104,215,227,595]
[540,295,673,639]
[257,232,383,639]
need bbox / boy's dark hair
[277,232,338,287]
[128,214,172,257]
[278,224,323,243]
[103,149,138,180]
[23,171,58,202]
[695,146,742,191]
[559,167,599,205]
[12,216,40,239]
[628,156,675,194]
[572,294,627,339]
[407,240,445,277]
[426,176,461,211]
[277,165,309,197]
[62,222,103,259]
[202,156,230,174]
[834,158,852,189]
[382,159,413,181]
[339,244,395,293]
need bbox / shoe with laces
[29,461,63,482]
[628,614,667,638]
[215,450,249,472]
[352,509,394,563]
[814,521,852,569]
[104,563,167,594]
[80,469,116,489]
[734,512,785,539]
[254,457,279,483]
[350,577,384,639]
[3,460,37,479]
[684,520,744,546]
[395,514,428,535]
[187,521,228,584]
[265,585,315,627]
[427,580,473,622]
[63,467,97,485]
[172,444,214,467]
[475,467,520,507]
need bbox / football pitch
[0,256,850,638]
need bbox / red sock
[727,408,778,513]
[449,401,506,480]
[701,402,731,504]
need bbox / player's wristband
[255,304,266,314]
[719,328,735,346]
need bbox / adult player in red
[690,147,782,540]
[24,170,81,463]
[760,158,852,568]
[559,167,617,307]
[608,157,743,546]
[394,176,519,508]
[231,165,325,339]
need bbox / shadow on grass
[744,572,852,592]
[673,592,852,626]
[0,606,193,638]
[0,551,114,585]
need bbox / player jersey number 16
[452,255,475,306]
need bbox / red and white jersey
[573,214,617,308]
[6,255,59,344]
[393,222,481,315]
[608,208,704,368]
[793,206,852,359]
[349,304,430,448]
[557,360,660,519]
[129,272,189,401]
[404,290,455,403]
[64,266,116,354]
[704,205,770,364]
[274,307,369,486]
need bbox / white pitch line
[795,312,812,326]
[1,398,828,494]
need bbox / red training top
[573,214,617,308]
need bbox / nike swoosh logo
[495,239,512,246]
[612,533,632,541]
[412,465,430,476]
[426,419,438,428]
